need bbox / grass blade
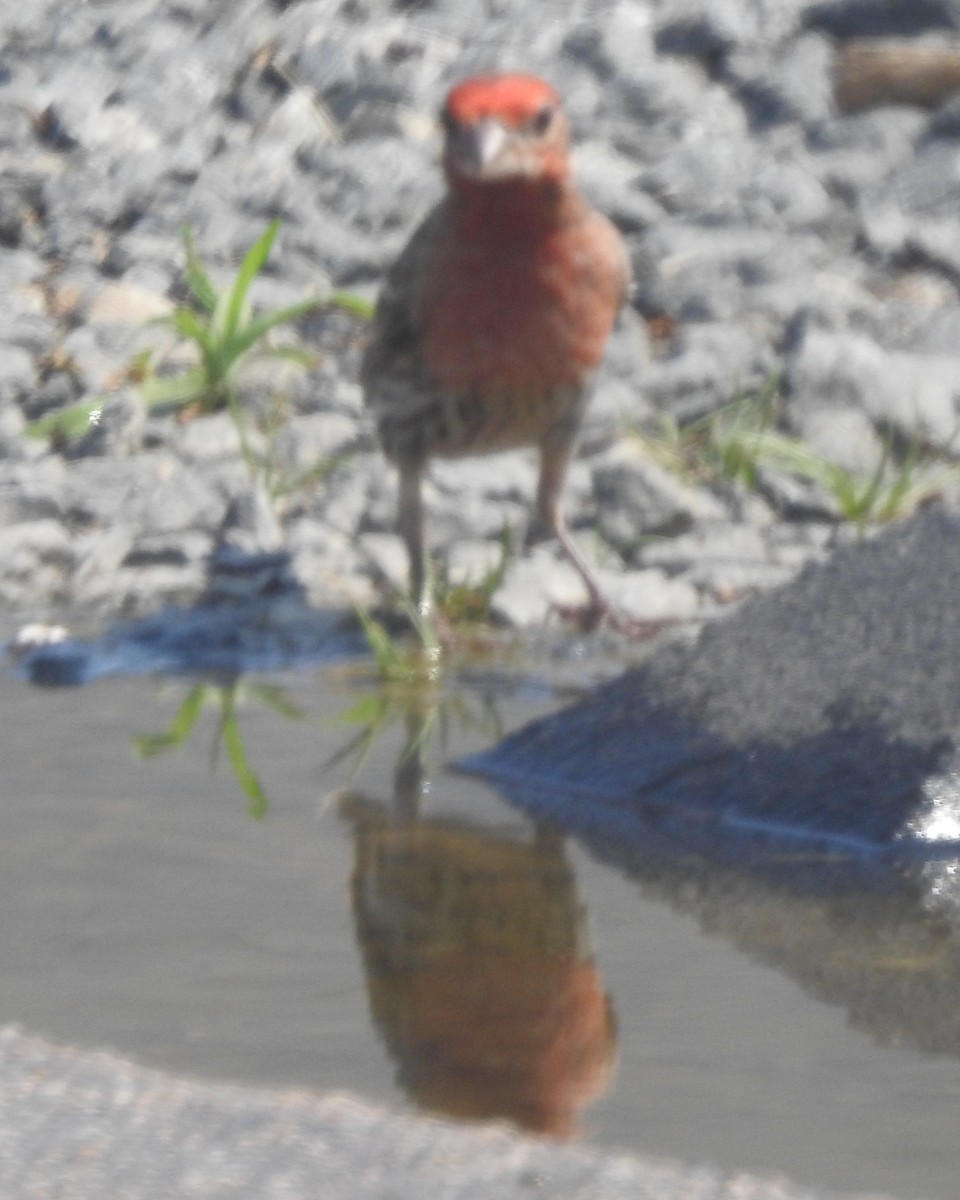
[221,709,268,818]
[220,218,281,345]
[132,684,208,756]
[24,399,105,441]
[182,227,220,312]
[328,290,375,320]
[140,367,211,409]
[224,298,321,362]
[247,684,306,720]
[217,688,269,817]
[271,450,352,498]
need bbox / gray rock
[857,139,960,270]
[786,325,960,447]
[216,485,284,554]
[491,550,586,628]
[643,223,802,323]
[53,455,225,536]
[616,58,720,162]
[849,274,960,355]
[355,531,410,595]
[654,0,754,63]
[23,370,80,421]
[86,278,172,326]
[790,405,886,475]
[639,519,779,590]
[0,294,57,358]
[169,414,253,464]
[2,247,46,287]
[69,389,146,459]
[308,459,391,540]
[809,106,928,202]
[593,442,725,553]
[0,518,72,582]
[0,184,40,249]
[443,538,510,589]
[0,457,66,523]
[901,217,960,280]
[637,90,755,221]
[121,530,213,570]
[653,0,810,58]
[727,32,836,129]
[928,89,960,138]
[640,318,777,418]
[0,345,36,413]
[563,1,656,79]
[424,453,542,547]
[586,376,653,456]
[134,469,228,536]
[0,402,38,463]
[755,465,840,522]
[271,412,362,485]
[428,453,538,508]
[74,561,209,615]
[598,565,701,621]
[73,525,139,584]
[804,0,960,38]
[574,140,662,235]
[286,518,377,606]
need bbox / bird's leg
[535,426,613,628]
[398,462,432,618]
[536,428,669,639]
[398,463,462,649]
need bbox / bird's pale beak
[448,117,508,176]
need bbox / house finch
[362,72,631,622]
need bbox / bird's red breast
[418,199,628,395]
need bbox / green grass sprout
[140,220,320,415]
[632,373,958,528]
[133,679,304,817]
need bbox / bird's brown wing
[360,202,451,464]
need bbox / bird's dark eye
[529,103,555,135]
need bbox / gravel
[6,0,960,626]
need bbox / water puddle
[1,623,958,1200]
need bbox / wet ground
[2,632,958,1200]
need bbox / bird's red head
[440,73,571,189]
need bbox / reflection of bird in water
[341,782,617,1139]
[362,73,631,623]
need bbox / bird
[361,72,632,625]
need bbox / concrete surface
[0,1026,897,1200]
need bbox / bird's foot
[551,595,679,641]
[406,593,473,657]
